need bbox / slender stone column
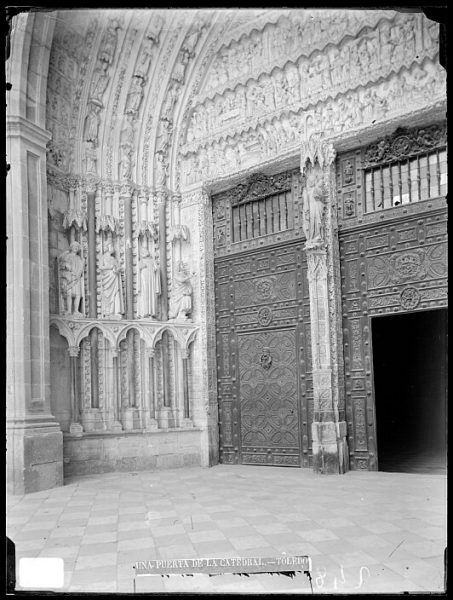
[121,184,134,319]
[111,348,122,431]
[145,348,158,430]
[68,346,83,436]
[156,190,168,319]
[180,347,194,428]
[301,135,349,474]
[86,183,97,318]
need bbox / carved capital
[146,347,155,359]
[300,134,336,175]
[68,346,80,357]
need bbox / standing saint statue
[137,247,161,318]
[100,243,124,319]
[302,170,327,243]
[169,261,195,321]
[58,241,85,316]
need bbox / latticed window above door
[231,189,293,242]
[362,122,447,213]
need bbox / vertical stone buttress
[301,137,349,474]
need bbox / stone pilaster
[6,115,63,493]
[301,136,349,474]
[180,185,219,466]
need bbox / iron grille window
[364,148,447,213]
[231,190,292,243]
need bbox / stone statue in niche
[89,61,110,104]
[83,103,101,144]
[135,37,155,79]
[84,142,97,174]
[100,242,124,319]
[125,77,145,116]
[99,19,121,66]
[58,241,85,317]
[119,149,132,180]
[169,261,195,321]
[302,169,327,243]
[155,152,168,187]
[137,247,161,318]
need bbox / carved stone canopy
[227,171,292,206]
[362,121,447,168]
[300,134,336,175]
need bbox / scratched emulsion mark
[315,564,371,591]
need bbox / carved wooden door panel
[213,171,313,467]
[336,122,448,471]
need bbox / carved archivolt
[200,9,399,100]
[185,12,438,152]
[179,57,445,188]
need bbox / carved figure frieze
[137,247,161,318]
[180,57,445,187]
[58,242,85,317]
[185,13,438,152]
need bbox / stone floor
[7,465,446,594]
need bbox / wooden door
[212,171,313,467]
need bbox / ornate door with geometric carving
[212,170,313,467]
[336,121,448,471]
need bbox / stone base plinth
[7,420,63,495]
[63,428,203,477]
[157,407,176,429]
[312,421,349,474]
[81,409,106,432]
[69,422,83,436]
[121,408,143,431]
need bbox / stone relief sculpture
[99,19,121,66]
[302,170,327,244]
[58,242,85,316]
[100,243,124,319]
[134,36,155,79]
[137,247,161,318]
[125,76,145,116]
[89,61,110,105]
[83,103,101,144]
[169,262,195,321]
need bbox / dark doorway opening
[372,308,447,474]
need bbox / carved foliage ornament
[226,171,292,206]
[301,135,336,175]
[362,122,447,168]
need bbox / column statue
[137,247,161,318]
[302,170,327,243]
[169,261,195,321]
[58,242,85,316]
[100,242,124,319]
